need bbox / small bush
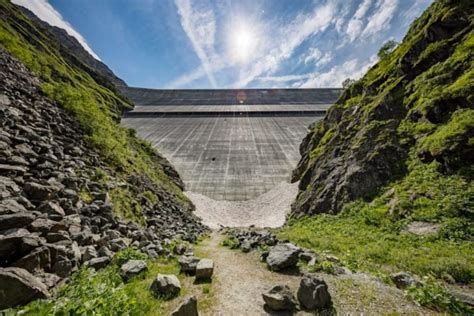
[114,248,148,266]
[221,237,240,249]
[406,276,473,313]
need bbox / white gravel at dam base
[185,182,299,229]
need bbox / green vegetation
[221,237,240,249]
[0,0,191,223]
[377,40,398,60]
[406,276,472,313]
[308,260,336,275]
[13,249,179,315]
[110,188,145,225]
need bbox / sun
[229,24,256,63]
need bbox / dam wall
[121,87,341,200]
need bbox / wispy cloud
[300,47,333,67]
[12,0,100,60]
[234,2,337,87]
[175,0,217,87]
[346,0,374,42]
[300,55,378,88]
[361,0,399,39]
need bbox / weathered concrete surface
[121,88,340,200]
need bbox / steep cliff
[292,0,473,218]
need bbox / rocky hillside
[292,0,473,218]
[0,0,205,309]
[18,6,127,89]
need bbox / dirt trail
[195,233,434,316]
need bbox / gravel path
[196,233,434,315]
[186,182,299,228]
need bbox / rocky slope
[0,0,206,309]
[292,0,473,217]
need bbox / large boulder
[12,246,51,273]
[0,234,41,265]
[0,212,35,231]
[262,285,298,311]
[171,296,198,316]
[0,267,49,309]
[23,182,57,201]
[266,243,301,271]
[297,275,332,310]
[150,274,181,298]
[86,256,110,270]
[195,258,214,279]
[120,260,148,282]
[178,255,200,274]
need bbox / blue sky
[13,0,433,89]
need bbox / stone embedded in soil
[266,243,301,271]
[196,258,214,279]
[262,285,298,311]
[171,296,198,316]
[120,260,148,282]
[390,272,421,289]
[150,274,181,297]
[178,255,200,274]
[297,275,332,310]
[0,267,49,309]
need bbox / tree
[342,78,355,89]
[378,40,398,60]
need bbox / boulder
[52,259,73,278]
[23,182,57,201]
[0,212,35,231]
[297,276,332,310]
[171,296,198,316]
[262,285,298,311]
[178,255,200,274]
[0,267,49,309]
[86,256,110,270]
[38,201,65,218]
[120,260,148,282]
[390,272,421,289]
[196,258,214,279]
[240,240,251,253]
[266,243,301,271]
[82,245,98,262]
[0,199,27,215]
[150,274,181,298]
[0,234,41,265]
[12,246,51,273]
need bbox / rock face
[150,274,181,298]
[297,276,332,310]
[171,296,198,316]
[120,260,148,282]
[262,285,298,311]
[266,243,301,271]
[0,267,49,309]
[196,259,214,279]
[291,0,473,216]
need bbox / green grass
[279,154,473,287]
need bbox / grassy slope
[14,247,214,315]
[280,0,473,311]
[0,0,191,219]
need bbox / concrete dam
[121,88,341,201]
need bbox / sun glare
[229,24,256,63]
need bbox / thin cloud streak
[175,0,218,88]
[12,0,100,60]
